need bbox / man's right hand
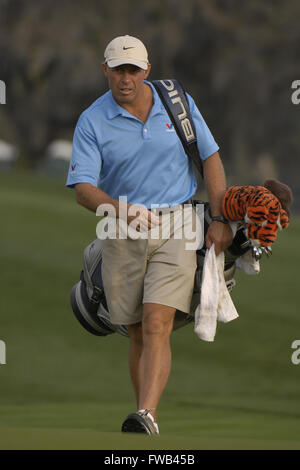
[120,202,161,232]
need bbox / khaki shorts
[101,205,202,325]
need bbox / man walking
[67,35,232,435]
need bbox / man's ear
[144,63,151,80]
[102,62,108,77]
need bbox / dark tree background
[0,0,299,206]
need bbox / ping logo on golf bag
[152,78,203,177]
[159,80,195,142]
[0,340,6,365]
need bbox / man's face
[102,63,151,105]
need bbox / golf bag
[70,202,252,338]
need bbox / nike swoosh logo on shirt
[123,46,135,50]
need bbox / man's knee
[142,304,176,338]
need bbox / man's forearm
[75,183,120,214]
[202,152,227,217]
[203,152,233,254]
[74,182,160,231]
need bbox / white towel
[194,243,239,342]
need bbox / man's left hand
[205,221,233,256]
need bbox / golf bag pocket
[70,238,128,337]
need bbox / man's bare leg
[138,303,176,422]
[127,322,143,406]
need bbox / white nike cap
[104,35,149,70]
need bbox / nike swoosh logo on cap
[123,46,135,50]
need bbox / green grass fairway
[0,170,300,450]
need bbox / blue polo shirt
[66,81,219,208]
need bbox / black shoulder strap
[152,79,203,178]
